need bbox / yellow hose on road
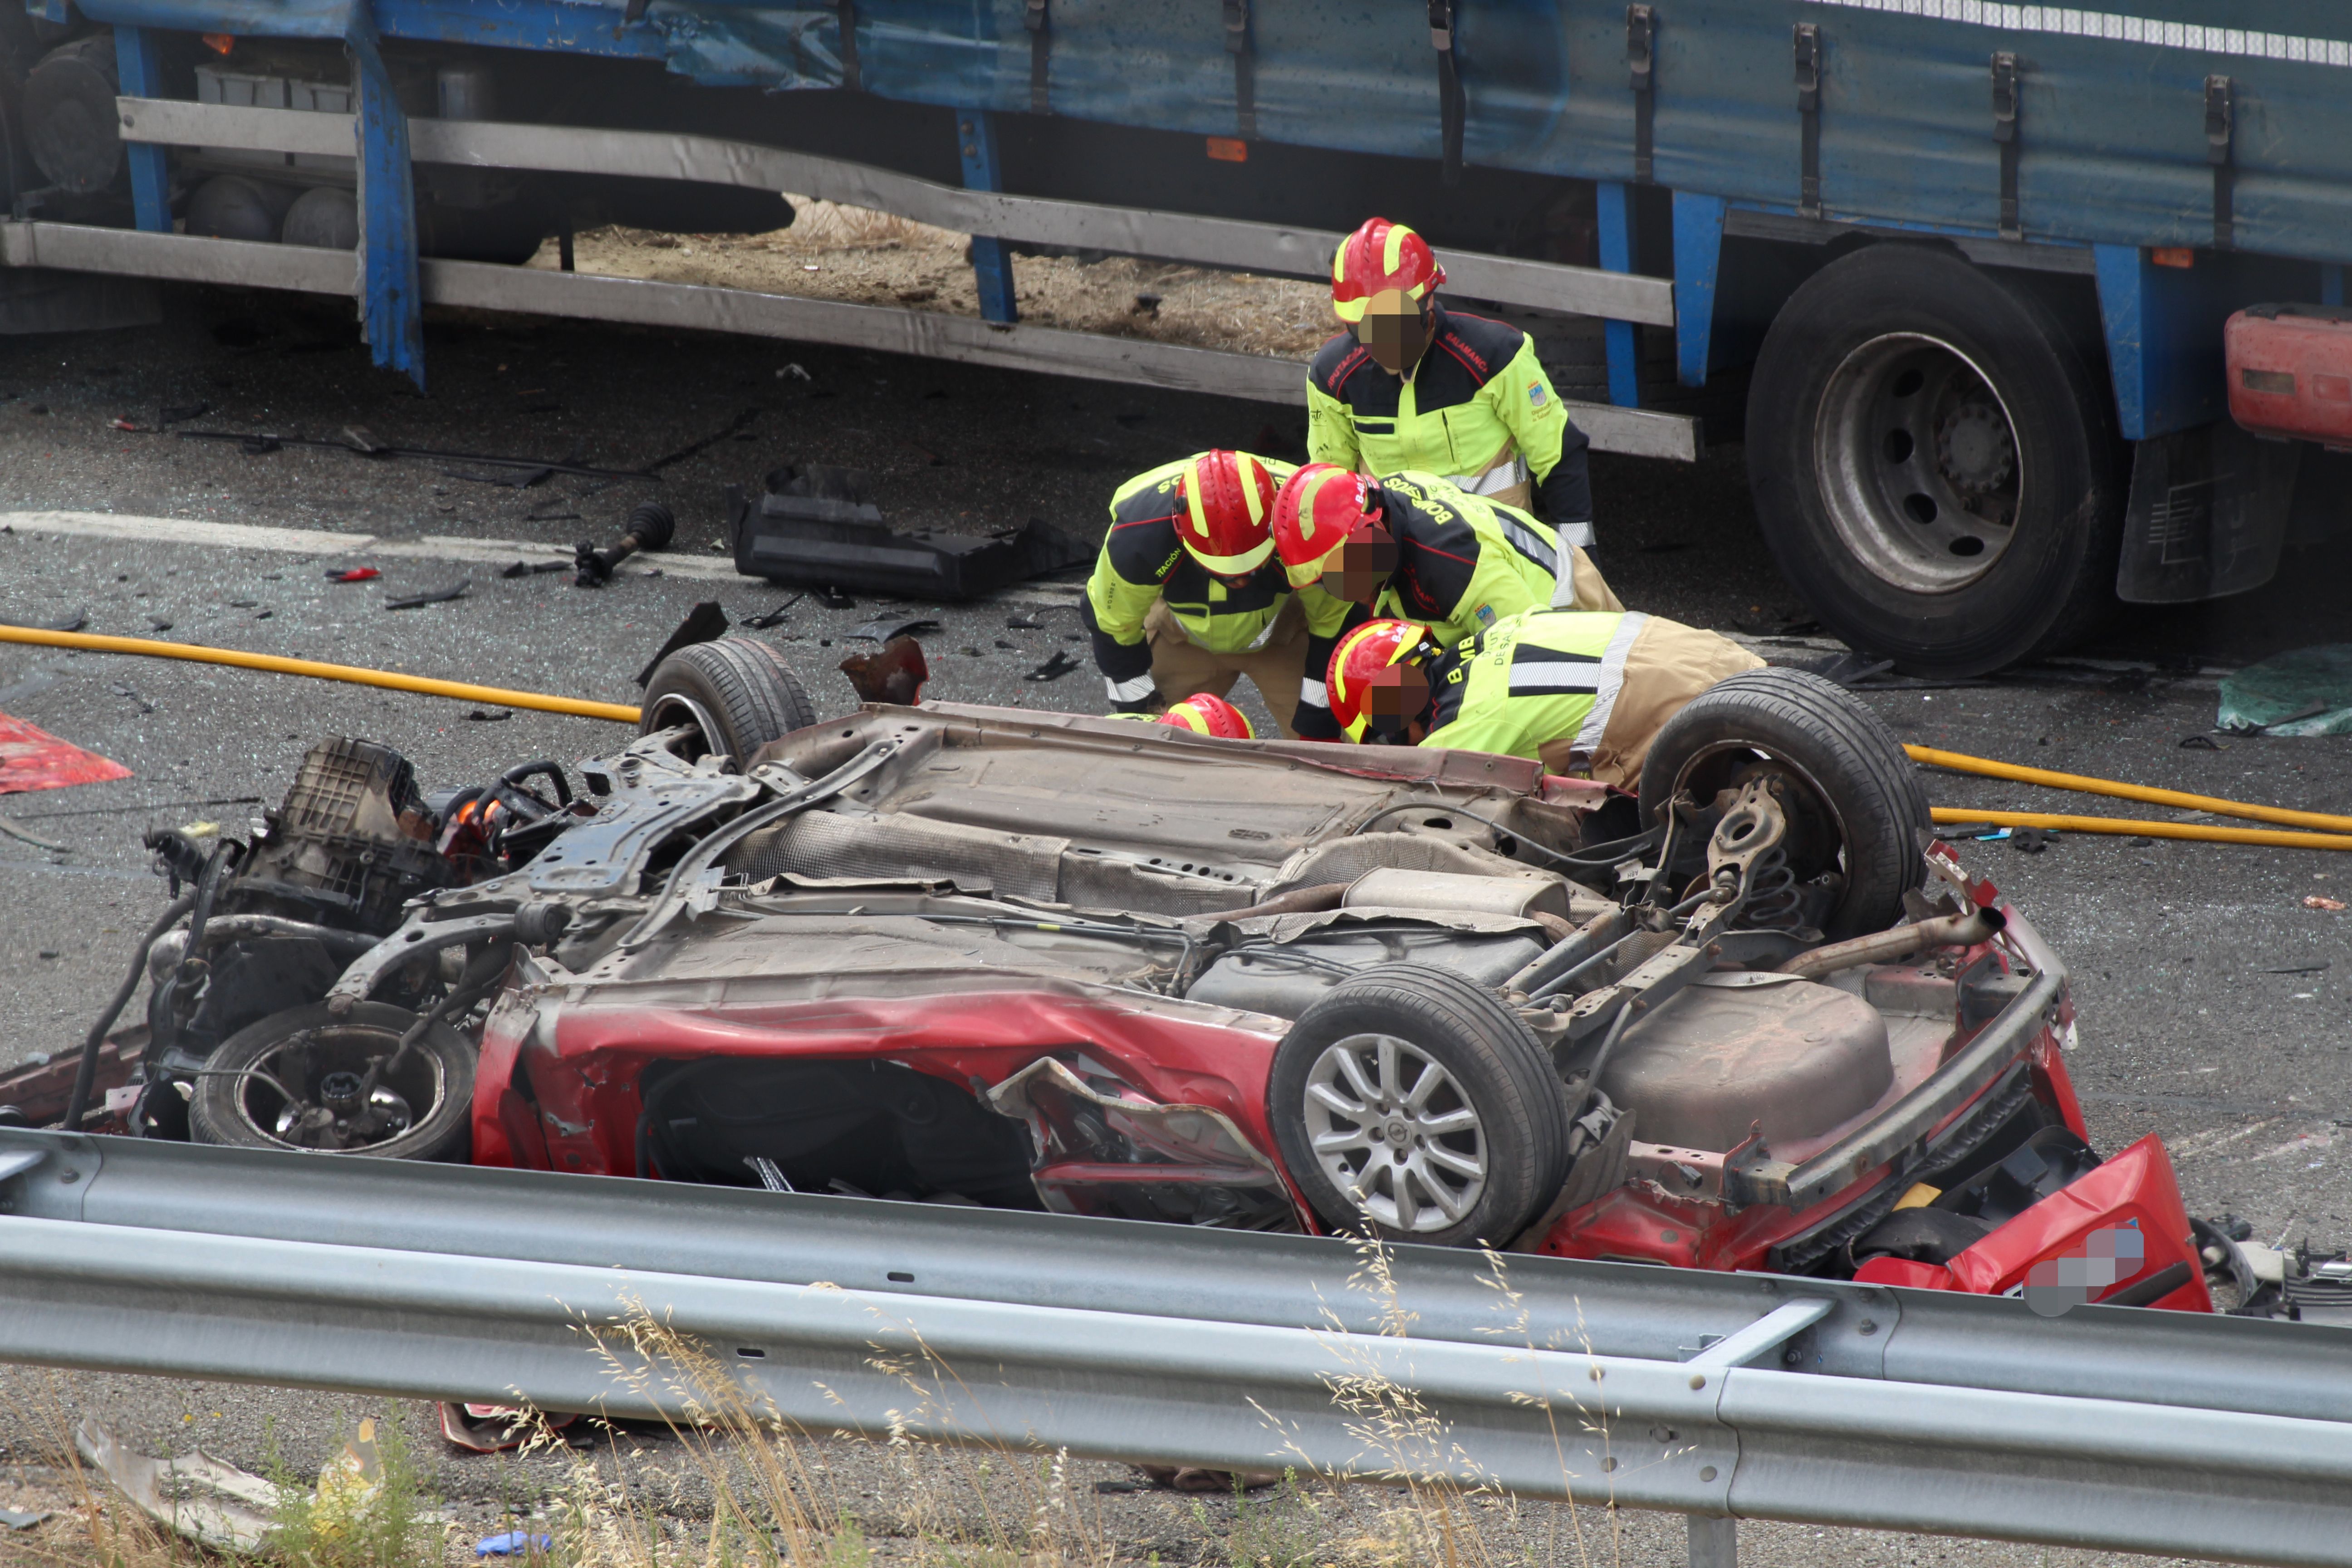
[1905,744,2352,835]
[1931,807,2352,852]
[0,625,644,724]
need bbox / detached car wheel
[1746,244,2124,676]
[188,1001,474,1161]
[1270,964,1568,1247]
[1638,666,1931,940]
[640,637,816,767]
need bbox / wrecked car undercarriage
[26,639,2322,1321]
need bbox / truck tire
[1747,244,2124,677]
[639,637,816,767]
[1269,964,1569,1249]
[1638,667,1930,940]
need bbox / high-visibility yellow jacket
[1366,472,1617,652]
[1307,303,1593,545]
[1424,609,1641,764]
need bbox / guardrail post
[111,27,172,233]
[956,109,1017,324]
[1686,1514,1736,1568]
[1595,180,1639,407]
[346,13,426,391]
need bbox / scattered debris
[41,608,86,633]
[149,618,173,631]
[0,816,65,851]
[477,1532,557,1556]
[74,1419,274,1553]
[0,712,133,794]
[108,681,153,715]
[741,593,804,630]
[817,588,857,609]
[240,434,282,455]
[838,636,929,705]
[465,709,513,722]
[326,567,380,583]
[2305,895,2347,911]
[386,578,471,610]
[1025,648,1079,683]
[577,502,675,587]
[994,638,1016,649]
[1933,823,2000,842]
[0,1506,50,1530]
[500,559,570,578]
[2219,646,2352,737]
[2264,961,2332,973]
[2009,826,2057,854]
[777,363,811,382]
[2180,734,2222,750]
[445,464,551,489]
[1005,609,1045,630]
[960,645,984,657]
[176,427,657,482]
[848,617,939,642]
[634,601,730,687]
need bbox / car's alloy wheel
[1302,1031,1489,1234]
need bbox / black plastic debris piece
[1025,649,1078,683]
[2180,734,2222,750]
[42,608,87,633]
[148,619,172,632]
[464,709,514,723]
[960,646,984,657]
[736,464,1089,599]
[994,638,1016,650]
[2009,826,2056,854]
[445,465,551,489]
[634,601,730,687]
[240,434,282,455]
[1932,823,1998,842]
[109,682,153,714]
[741,593,804,631]
[2263,960,2332,974]
[1005,610,1044,630]
[386,578,470,610]
[500,559,570,578]
[817,588,857,610]
[848,617,940,643]
[577,502,675,587]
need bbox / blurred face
[1319,521,1398,604]
[1357,288,1432,375]
[1360,661,1434,744]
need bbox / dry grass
[526,196,1334,363]
[0,1248,1628,1568]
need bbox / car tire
[639,637,816,767]
[1747,243,2124,677]
[188,1001,474,1161]
[1269,964,1568,1248]
[1638,666,1930,940]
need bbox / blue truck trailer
[1,1,2344,673]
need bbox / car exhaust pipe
[1775,905,2005,980]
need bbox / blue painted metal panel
[348,16,425,390]
[956,106,1017,324]
[1594,179,1639,408]
[113,26,174,234]
[1671,191,1725,391]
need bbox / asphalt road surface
[5,290,2352,1568]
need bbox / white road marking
[0,510,1085,603]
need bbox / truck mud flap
[2116,420,2298,604]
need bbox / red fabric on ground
[0,711,132,794]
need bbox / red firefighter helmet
[1175,450,1282,576]
[1327,618,1439,742]
[1157,692,1256,740]
[1271,464,1379,585]
[1330,218,1446,324]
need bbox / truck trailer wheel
[1747,244,2124,677]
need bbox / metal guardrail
[2,1129,2349,1566]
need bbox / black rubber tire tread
[188,1001,474,1162]
[1269,962,1569,1249]
[1637,666,1931,940]
[1746,243,2125,677]
[640,637,817,766]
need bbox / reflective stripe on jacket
[1423,609,1646,764]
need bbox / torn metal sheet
[74,1419,274,1553]
[0,712,133,795]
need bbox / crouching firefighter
[1323,609,1763,789]
[1308,217,1597,550]
[1082,450,1348,739]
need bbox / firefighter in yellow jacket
[1308,217,1596,549]
[1081,450,1351,738]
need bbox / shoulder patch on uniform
[1527,380,1547,407]
[1475,603,1496,626]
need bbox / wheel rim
[226,1021,446,1153]
[645,692,725,759]
[1814,332,2024,594]
[1672,744,1849,905]
[1301,1032,1487,1234]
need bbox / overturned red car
[40,637,2267,1318]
